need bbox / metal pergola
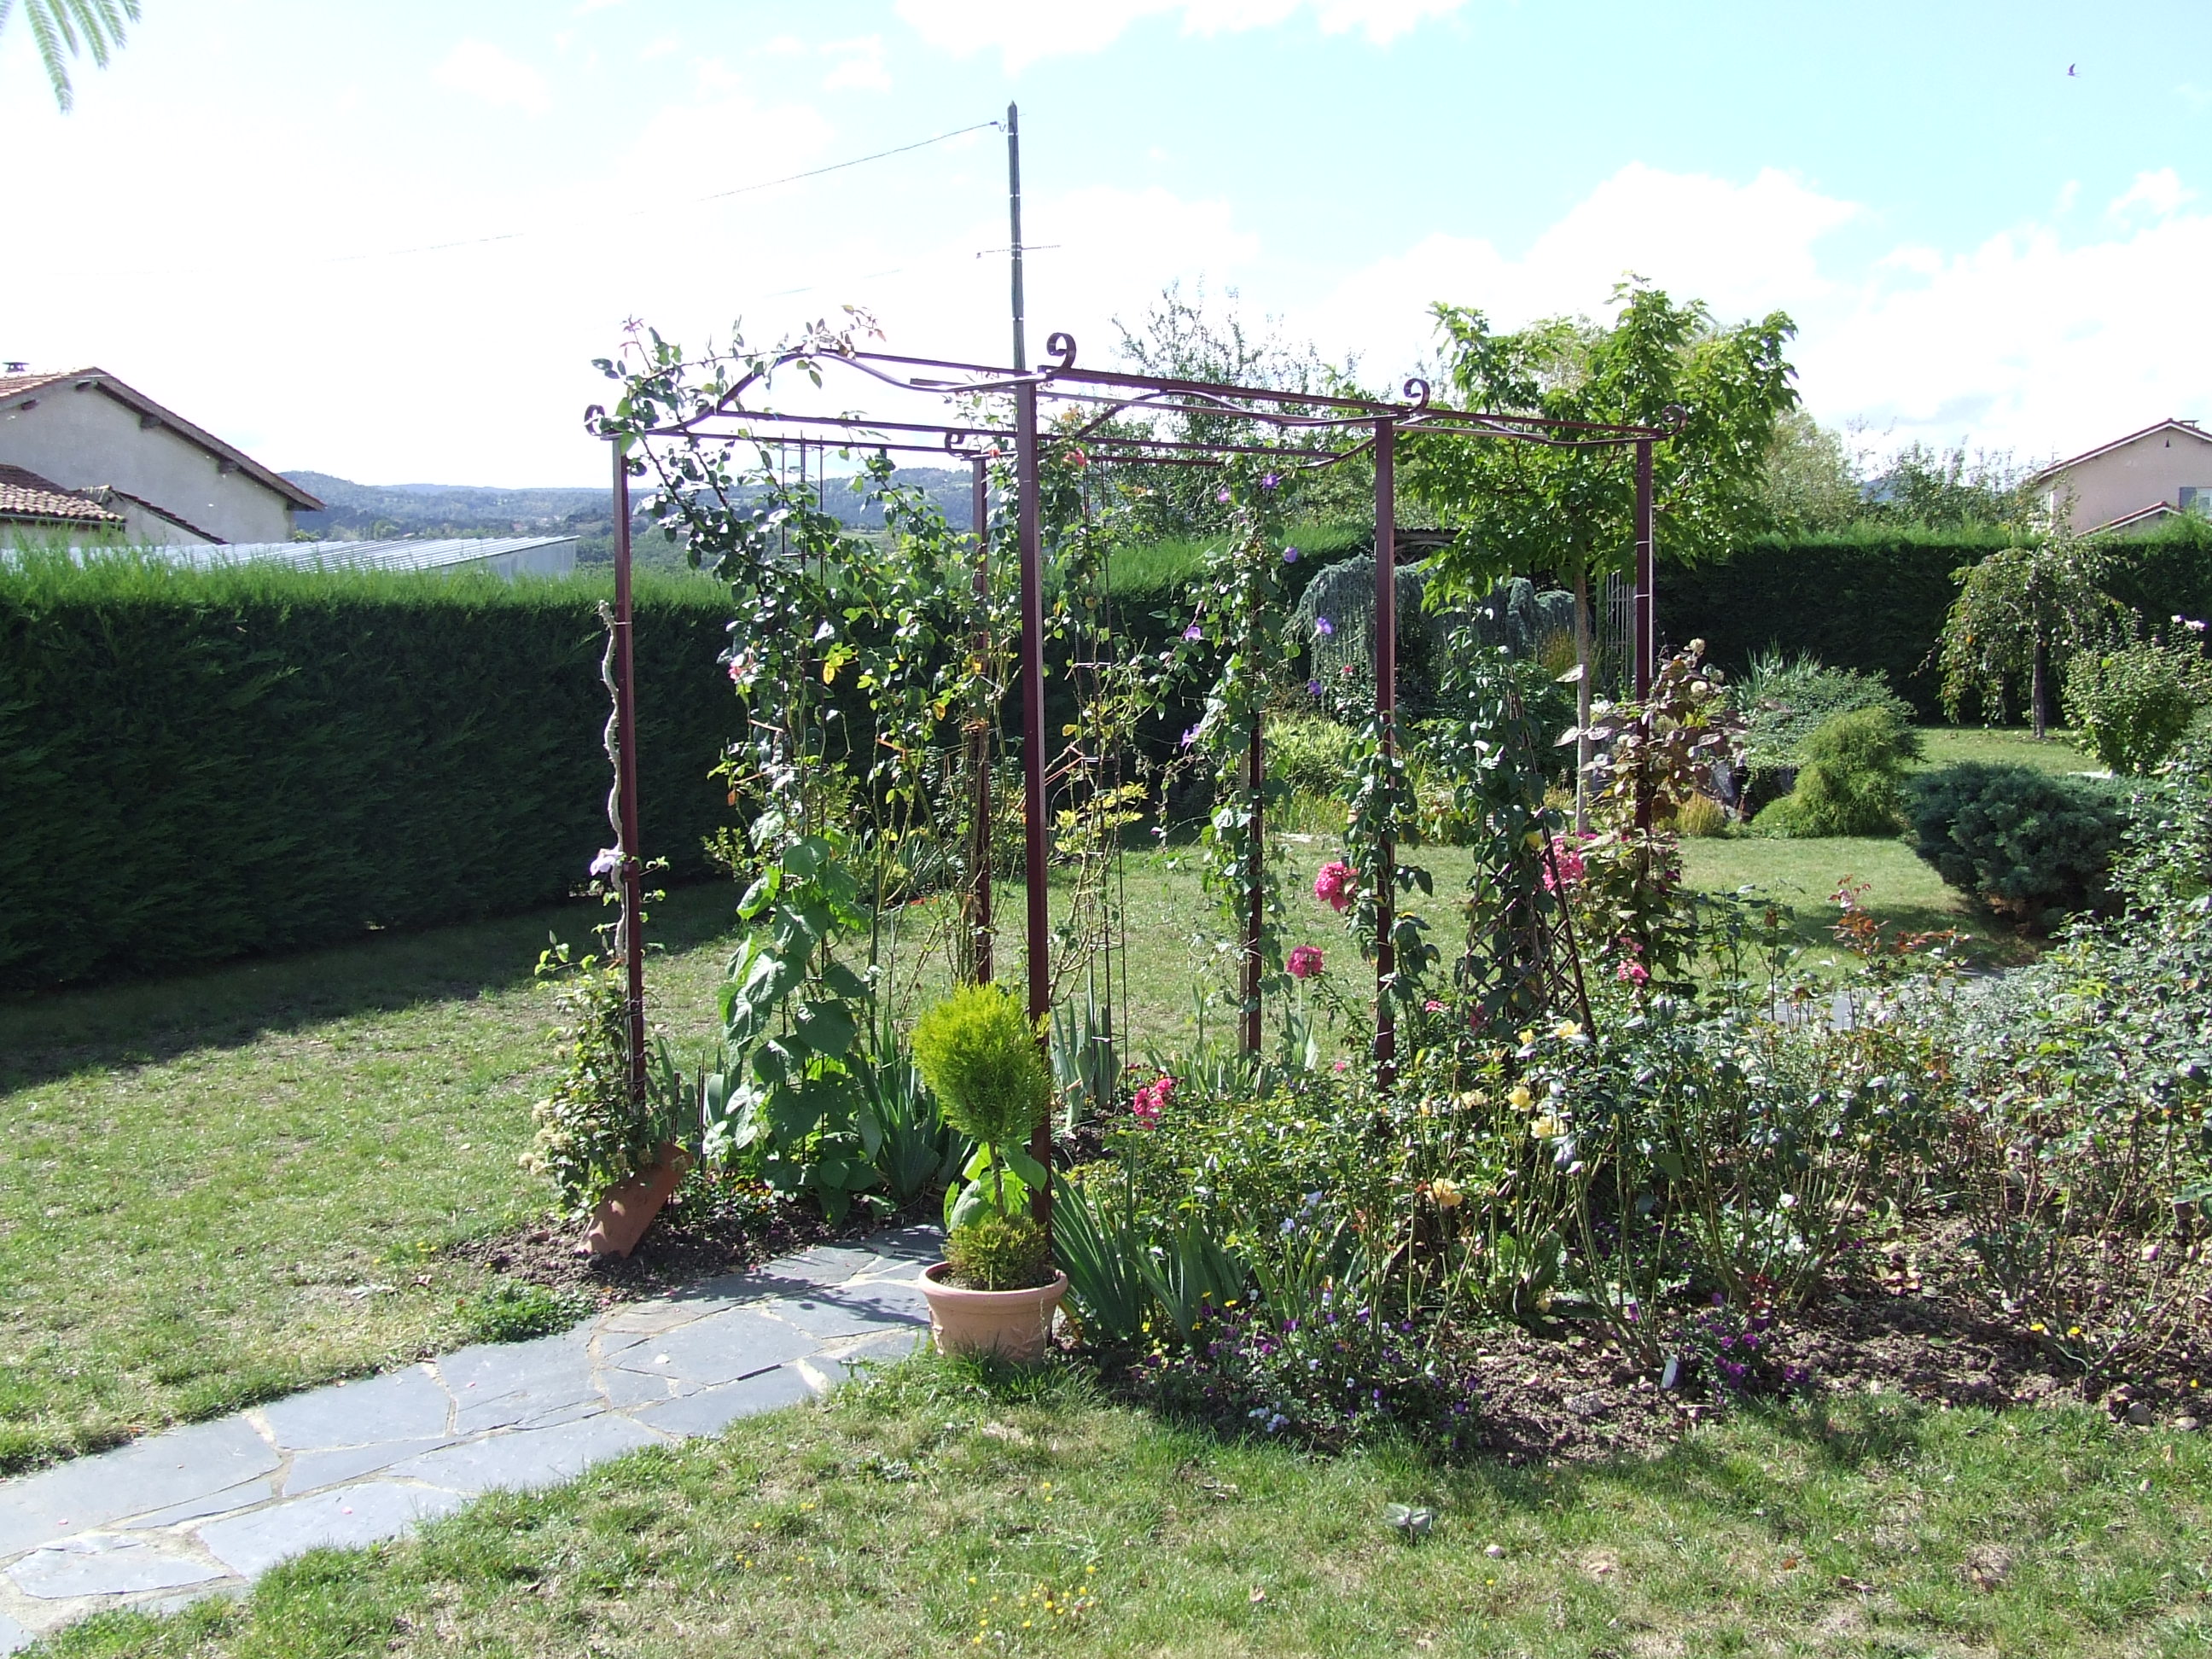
[597,332,1670,1208]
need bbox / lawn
[0,734,2042,1475]
[38,1354,2212,1658]
[0,888,750,1474]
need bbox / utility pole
[1005,102,1026,370]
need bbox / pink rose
[1288,945,1324,980]
[1313,860,1355,913]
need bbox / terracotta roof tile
[0,464,125,527]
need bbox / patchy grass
[0,887,750,1474]
[36,1354,2212,1658]
[1917,724,2101,776]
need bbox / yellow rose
[1516,1027,1536,1046]
[1430,1178,1464,1210]
[1457,1091,1482,1110]
[1508,1084,1534,1111]
[1553,1020,1583,1040]
[1530,1115,1562,1140]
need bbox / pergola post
[1242,634,1264,1057]
[1014,378,1053,1229]
[1633,437,1655,833]
[966,451,993,985]
[1372,417,1398,1086]
[609,445,649,1109]
[1633,438,1655,698]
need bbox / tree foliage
[1410,282,1797,815]
[1936,530,2126,737]
[3,0,138,111]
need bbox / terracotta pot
[583,1143,692,1259]
[919,1263,1068,1362]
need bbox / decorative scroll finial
[1045,332,1078,372]
[1402,377,1432,410]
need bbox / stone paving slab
[0,1225,940,1653]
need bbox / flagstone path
[0,1227,941,1653]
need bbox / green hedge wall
[0,560,743,993]
[1661,519,2212,717]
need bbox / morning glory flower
[1183,623,1203,642]
[1314,616,1334,637]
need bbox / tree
[1936,527,2126,738]
[1757,409,1863,533]
[1408,281,1799,820]
[3,0,139,111]
[1111,281,1370,538]
[1865,440,2035,528]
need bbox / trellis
[591,333,1672,1213]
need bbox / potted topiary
[909,983,1067,1360]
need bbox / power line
[320,118,1001,267]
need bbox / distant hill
[283,468,978,568]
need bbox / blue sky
[5,0,2208,485]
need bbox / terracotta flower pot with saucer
[920,1264,1068,1362]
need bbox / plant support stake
[610,444,649,1108]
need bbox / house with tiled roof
[0,365,323,546]
[2034,417,2212,535]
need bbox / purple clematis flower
[1183,623,1204,642]
[1216,487,1232,504]
[1180,725,1201,748]
[1314,616,1334,637]
[1260,472,1280,490]
[1282,545,1299,562]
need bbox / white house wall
[2049,426,2212,533]
[0,384,293,544]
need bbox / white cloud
[1303,160,2212,469]
[1300,164,1860,381]
[1805,207,2212,463]
[2110,166,2194,220]
[432,41,551,114]
[823,36,892,93]
[894,0,1465,69]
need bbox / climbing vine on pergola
[586,323,1671,1220]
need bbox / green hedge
[0,559,743,993]
[1662,519,2212,718]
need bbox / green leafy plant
[2063,634,2211,775]
[522,946,690,1218]
[1050,1166,1155,1344]
[911,982,1053,1236]
[1754,706,1922,837]
[1906,762,2126,930]
[943,1209,1052,1292]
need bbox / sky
[5,0,2209,487]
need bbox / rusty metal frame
[602,333,1664,1226]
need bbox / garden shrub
[1905,761,2126,929]
[1730,652,1916,812]
[1265,711,1357,800]
[943,1210,1051,1291]
[1676,793,1730,837]
[2063,636,2211,775]
[1753,706,1921,838]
